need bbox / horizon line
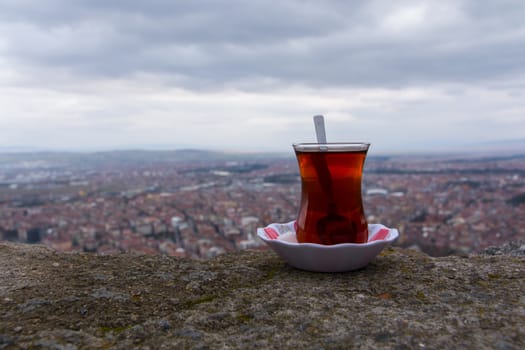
[1,145,525,158]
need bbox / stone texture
[482,240,525,257]
[0,242,524,349]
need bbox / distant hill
[0,149,291,170]
[461,138,525,154]
[1,143,524,169]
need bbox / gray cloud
[2,0,523,90]
[0,0,524,152]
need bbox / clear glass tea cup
[293,143,370,244]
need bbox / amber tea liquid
[294,143,369,245]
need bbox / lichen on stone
[0,241,524,349]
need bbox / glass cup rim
[293,142,370,152]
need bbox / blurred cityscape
[1,150,524,258]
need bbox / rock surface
[0,242,524,349]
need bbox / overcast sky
[0,0,524,154]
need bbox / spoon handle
[313,115,327,143]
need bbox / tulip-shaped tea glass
[293,143,370,245]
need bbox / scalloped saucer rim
[256,221,399,272]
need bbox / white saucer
[257,221,399,272]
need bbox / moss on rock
[0,242,524,349]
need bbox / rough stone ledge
[0,241,524,350]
